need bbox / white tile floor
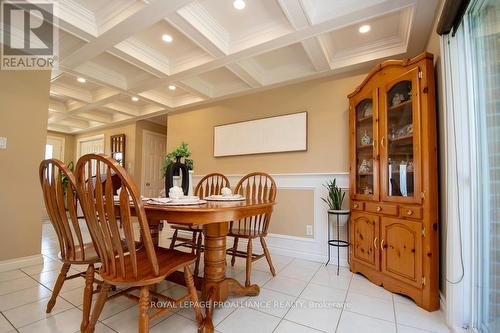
[0,223,450,333]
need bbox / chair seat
[99,247,196,287]
[59,238,135,264]
[170,224,202,232]
[59,242,100,264]
[228,228,263,239]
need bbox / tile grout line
[214,256,297,330]
[1,310,20,332]
[393,294,399,333]
[333,271,353,333]
[15,306,77,331]
[270,259,324,333]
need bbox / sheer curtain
[469,1,500,332]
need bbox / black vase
[165,156,189,196]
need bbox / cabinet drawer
[351,201,364,211]
[365,202,398,216]
[400,206,423,219]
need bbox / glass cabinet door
[380,68,422,203]
[350,89,379,201]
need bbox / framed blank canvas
[213,111,307,157]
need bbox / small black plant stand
[326,209,350,275]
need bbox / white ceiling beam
[47,123,76,133]
[225,63,263,88]
[66,100,87,112]
[61,0,193,69]
[56,117,91,129]
[111,39,170,77]
[165,14,227,57]
[50,84,93,103]
[276,0,311,29]
[48,99,67,113]
[175,82,211,100]
[72,111,113,124]
[277,0,331,72]
[171,3,230,55]
[179,77,214,98]
[93,87,121,102]
[301,37,332,72]
[102,103,140,117]
[137,91,174,109]
[129,0,418,93]
[165,13,263,89]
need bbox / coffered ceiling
[42,0,438,133]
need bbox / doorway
[45,135,65,160]
[77,134,104,157]
[141,130,167,197]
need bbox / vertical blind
[470,1,500,332]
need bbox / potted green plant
[61,161,74,209]
[162,142,193,175]
[162,142,195,196]
[322,179,349,224]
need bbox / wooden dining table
[129,198,275,333]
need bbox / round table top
[138,199,276,224]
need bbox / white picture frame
[213,112,308,157]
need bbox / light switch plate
[0,137,7,150]
[306,224,313,236]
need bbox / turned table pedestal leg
[199,222,260,333]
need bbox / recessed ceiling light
[359,25,371,34]
[131,96,139,102]
[162,34,173,43]
[168,85,176,91]
[76,77,86,83]
[233,0,246,10]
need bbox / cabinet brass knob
[373,237,378,249]
[353,203,358,208]
[407,209,413,215]
[376,206,382,212]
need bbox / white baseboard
[170,228,350,268]
[0,254,44,272]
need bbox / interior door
[79,136,104,157]
[141,131,167,198]
[350,87,379,201]
[380,217,422,288]
[380,67,422,203]
[46,136,64,161]
[350,212,380,270]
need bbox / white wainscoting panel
[178,172,351,267]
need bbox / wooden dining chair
[39,159,99,332]
[227,172,277,286]
[169,173,230,276]
[75,154,202,333]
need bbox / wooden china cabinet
[348,52,439,311]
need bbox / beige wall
[168,73,366,175]
[270,189,315,238]
[426,0,446,295]
[0,70,50,261]
[47,130,75,164]
[168,73,365,238]
[74,123,138,182]
[72,120,167,188]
